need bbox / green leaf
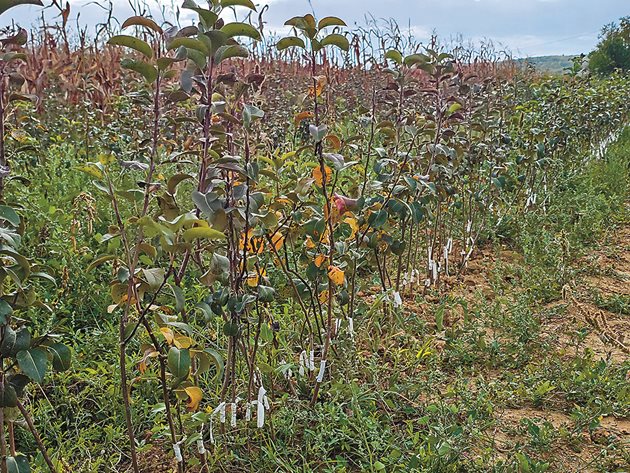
[220,22,261,41]
[447,102,462,115]
[368,209,388,229]
[0,0,42,15]
[120,58,158,82]
[167,37,209,55]
[0,326,17,356]
[48,343,71,372]
[285,14,317,38]
[157,57,182,71]
[6,455,29,473]
[214,44,249,63]
[0,385,17,408]
[385,49,403,65]
[318,16,347,29]
[108,35,153,58]
[0,205,20,227]
[167,173,193,195]
[257,285,276,303]
[184,49,207,70]
[0,246,30,279]
[143,268,165,290]
[182,227,226,243]
[320,33,349,52]
[0,299,12,324]
[242,104,264,128]
[167,347,190,379]
[197,348,224,378]
[14,327,31,353]
[1,52,26,63]
[223,321,239,337]
[169,284,185,313]
[404,53,430,67]
[87,254,116,272]
[203,30,228,54]
[221,0,256,10]
[276,36,306,51]
[121,16,163,34]
[8,374,30,397]
[182,0,218,27]
[17,348,48,384]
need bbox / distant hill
[515,55,576,74]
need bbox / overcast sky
[3,0,629,57]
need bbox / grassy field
[12,120,630,472]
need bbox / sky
[3,0,629,58]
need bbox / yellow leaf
[308,75,327,98]
[328,266,345,286]
[343,217,359,239]
[185,386,203,411]
[241,229,264,254]
[174,334,193,349]
[314,254,327,268]
[312,165,332,186]
[305,236,316,249]
[160,327,174,345]
[318,290,329,304]
[79,164,103,179]
[98,153,116,165]
[294,111,314,125]
[247,267,266,287]
[246,272,259,287]
[183,226,226,243]
[270,232,284,251]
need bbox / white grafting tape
[316,359,326,382]
[299,350,307,376]
[257,385,267,428]
[219,402,226,423]
[309,350,315,371]
[173,443,183,462]
[197,438,206,455]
